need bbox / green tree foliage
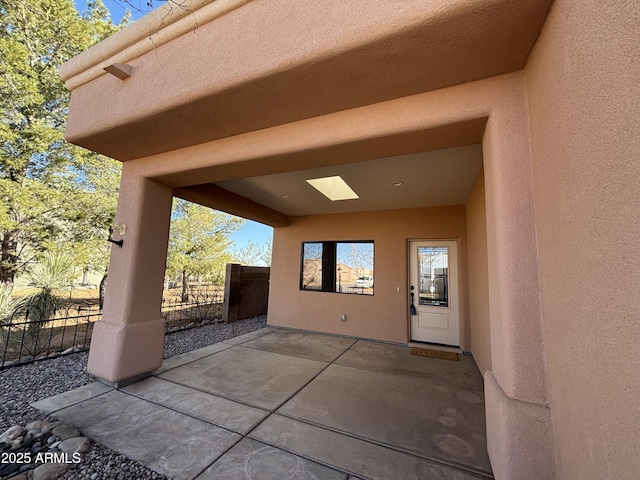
[0,0,125,288]
[60,151,120,287]
[167,199,244,301]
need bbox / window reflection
[301,243,323,290]
[337,242,374,294]
[301,241,374,295]
[417,246,449,306]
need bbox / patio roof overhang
[62,0,552,162]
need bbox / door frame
[407,239,461,347]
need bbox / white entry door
[409,240,460,346]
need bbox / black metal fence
[0,290,224,369]
[162,290,224,332]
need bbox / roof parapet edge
[60,0,252,90]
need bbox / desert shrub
[2,252,74,358]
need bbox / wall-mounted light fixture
[108,223,126,247]
[107,238,123,248]
[104,63,133,80]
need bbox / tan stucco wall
[62,0,552,161]
[525,1,640,478]
[68,65,554,474]
[268,206,470,347]
[87,163,174,382]
[465,168,491,374]
[86,73,553,475]
[58,1,606,471]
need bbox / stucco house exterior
[60,1,639,478]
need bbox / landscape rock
[26,420,47,431]
[58,436,91,454]
[22,433,34,447]
[52,423,81,441]
[0,425,24,443]
[1,316,267,480]
[33,462,70,480]
[0,462,20,477]
[42,422,60,434]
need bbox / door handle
[409,287,416,315]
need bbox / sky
[73,0,275,253]
[230,220,273,253]
[75,0,151,23]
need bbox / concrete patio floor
[32,328,493,480]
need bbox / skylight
[306,176,359,201]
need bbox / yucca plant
[0,285,15,321]
[16,251,74,323]
[0,285,17,353]
[9,252,75,356]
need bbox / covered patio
[32,328,491,480]
[56,0,640,477]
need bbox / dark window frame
[299,240,374,295]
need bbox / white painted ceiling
[215,144,483,216]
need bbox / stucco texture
[58,0,569,473]
[62,0,551,161]
[466,169,491,374]
[525,0,640,478]
[87,163,174,382]
[75,73,553,475]
[268,206,470,347]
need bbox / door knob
[409,291,416,315]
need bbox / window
[301,243,323,290]
[417,246,449,307]
[300,241,374,295]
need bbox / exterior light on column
[104,63,133,80]
[108,223,126,247]
[107,238,123,248]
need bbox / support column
[481,77,555,478]
[87,163,173,385]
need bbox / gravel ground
[0,315,267,479]
[162,316,266,358]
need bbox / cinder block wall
[223,264,270,322]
